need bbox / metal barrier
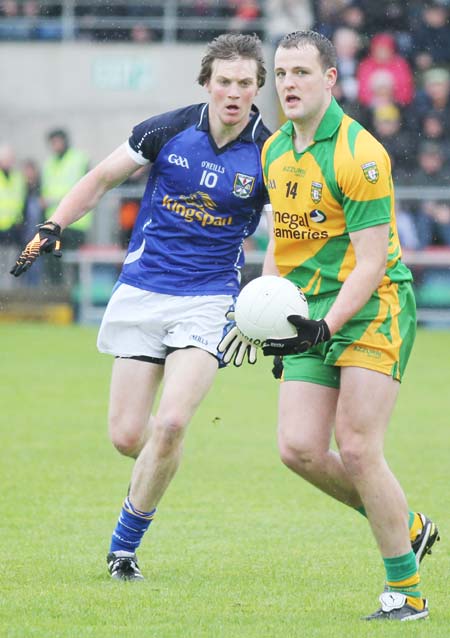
[63,245,450,326]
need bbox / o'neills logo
[273,210,328,240]
[162,192,232,227]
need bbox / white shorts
[97,283,234,360]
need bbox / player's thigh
[108,357,164,438]
[335,366,400,452]
[324,282,416,381]
[156,347,219,428]
[278,380,338,453]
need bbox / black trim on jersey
[129,103,271,162]
[197,103,271,155]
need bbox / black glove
[10,221,62,277]
[263,315,331,356]
[272,355,284,379]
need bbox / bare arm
[262,205,280,276]
[50,143,144,230]
[324,223,389,335]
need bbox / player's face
[274,45,336,125]
[206,57,259,128]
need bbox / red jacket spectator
[357,33,414,107]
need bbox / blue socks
[110,496,156,554]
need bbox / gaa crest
[233,173,255,199]
[362,161,379,184]
[310,181,323,203]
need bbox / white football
[234,275,309,347]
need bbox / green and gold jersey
[262,98,412,297]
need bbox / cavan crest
[310,181,323,203]
[233,173,255,199]
[361,161,379,184]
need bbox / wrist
[42,220,62,233]
[322,316,337,337]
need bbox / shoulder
[242,108,272,150]
[255,122,272,150]
[262,126,291,164]
[129,103,206,162]
[132,104,205,143]
[335,115,392,197]
[337,114,390,165]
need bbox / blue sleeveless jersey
[118,103,270,296]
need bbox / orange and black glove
[10,221,62,277]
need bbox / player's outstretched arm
[10,143,143,277]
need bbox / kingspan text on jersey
[162,195,232,227]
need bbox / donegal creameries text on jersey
[262,98,412,297]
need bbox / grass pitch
[0,323,448,637]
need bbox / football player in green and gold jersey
[220,30,439,621]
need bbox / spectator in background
[395,203,421,251]
[0,143,25,245]
[409,140,448,187]
[337,2,367,35]
[412,1,450,72]
[420,110,450,163]
[366,69,397,108]
[265,0,313,46]
[312,0,349,40]
[129,24,154,43]
[117,165,149,248]
[371,103,416,181]
[21,158,43,238]
[20,158,44,284]
[332,27,361,103]
[356,0,407,33]
[332,78,371,128]
[357,33,415,108]
[228,0,263,38]
[0,0,28,40]
[409,141,450,248]
[407,67,450,134]
[127,3,163,42]
[41,128,91,249]
[177,0,231,42]
[0,143,26,288]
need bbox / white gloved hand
[217,312,257,367]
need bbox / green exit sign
[92,58,154,90]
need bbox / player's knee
[109,416,144,458]
[338,437,372,477]
[278,431,322,475]
[152,413,187,454]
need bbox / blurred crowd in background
[1,0,450,270]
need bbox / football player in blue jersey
[11,33,271,581]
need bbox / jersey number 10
[200,170,218,189]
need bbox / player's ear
[325,67,337,90]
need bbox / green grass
[0,324,448,637]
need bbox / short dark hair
[197,33,266,88]
[277,30,337,71]
[47,128,68,143]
